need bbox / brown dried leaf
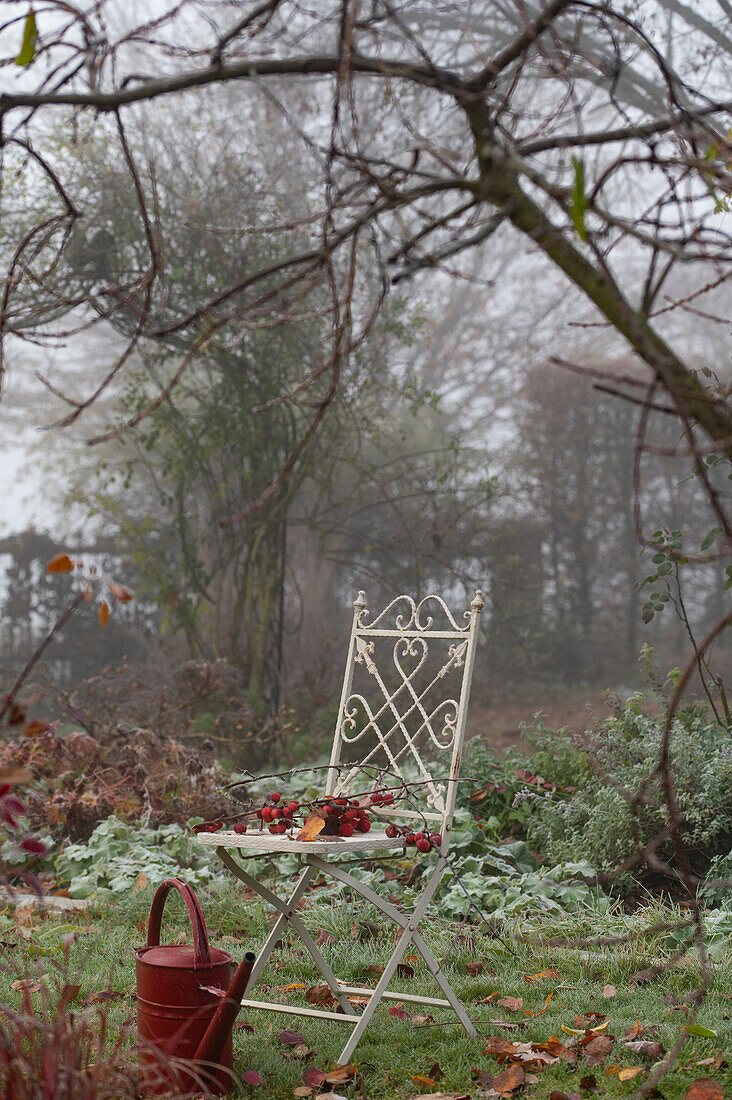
[323,1064,359,1084]
[11,978,43,993]
[623,1040,665,1060]
[297,812,326,842]
[583,1035,614,1065]
[578,1075,598,1092]
[696,1052,724,1070]
[426,1062,444,1082]
[618,1067,644,1081]
[466,960,484,976]
[293,1089,313,1098]
[305,984,337,1007]
[58,983,81,1012]
[624,1020,644,1039]
[492,1064,525,1094]
[302,1067,326,1087]
[629,968,655,984]
[98,601,110,627]
[496,996,523,1011]
[483,1038,518,1061]
[282,1043,314,1061]
[534,1039,575,1063]
[549,1093,580,1100]
[472,1069,494,1086]
[685,1082,724,1100]
[410,1094,470,1100]
[47,553,73,573]
[279,1029,307,1045]
[363,963,385,976]
[523,969,561,983]
[84,989,125,1005]
[397,962,415,978]
[602,984,617,999]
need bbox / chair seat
[196,828,408,856]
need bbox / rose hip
[357,818,371,832]
[234,822,247,834]
[339,822,355,837]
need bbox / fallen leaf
[496,996,523,1011]
[306,984,337,1008]
[624,1020,644,1040]
[684,1082,724,1100]
[492,1064,524,1094]
[472,1069,494,1086]
[316,929,335,946]
[683,1025,718,1039]
[302,1067,326,1087]
[410,1094,470,1100]
[602,984,617,999]
[11,978,43,993]
[484,1038,519,1061]
[323,1064,359,1084]
[578,1074,598,1092]
[282,1043,314,1061]
[583,1035,614,1066]
[235,1021,255,1032]
[618,1067,645,1081]
[240,1070,263,1085]
[412,1014,435,1025]
[533,1038,575,1063]
[522,992,554,1017]
[476,992,498,1004]
[358,919,381,939]
[133,871,147,892]
[523,969,561,983]
[389,1005,411,1020]
[363,963,385,976]
[629,968,655,984]
[98,601,110,627]
[284,982,307,991]
[467,960,484,976]
[84,989,124,1005]
[293,1088,312,1098]
[279,1030,307,1046]
[58,983,81,1012]
[412,1076,438,1089]
[297,812,326,842]
[695,1052,723,1070]
[548,1093,580,1100]
[623,1040,665,1060]
[397,962,415,978]
[426,1062,444,1082]
[562,1018,609,1037]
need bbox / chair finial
[471,590,484,612]
[354,590,367,610]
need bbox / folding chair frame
[202,589,483,1065]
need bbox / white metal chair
[198,589,483,1065]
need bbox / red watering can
[135,877,256,1094]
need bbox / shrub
[467,696,732,894]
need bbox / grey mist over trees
[0,1,730,727]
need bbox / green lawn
[1,881,730,1098]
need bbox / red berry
[206,825,217,832]
[339,822,355,837]
[321,804,331,815]
[335,798,348,807]
[268,823,278,834]
[282,806,293,817]
[287,801,298,812]
[382,793,394,805]
[371,792,383,804]
[271,807,281,818]
[271,792,281,803]
[276,822,287,834]
[357,818,371,832]
[234,822,247,835]
[414,832,426,842]
[405,833,416,845]
[385,824,398,838]
[344,809,357,821]
[416,838,431,853]
[430,833,442,846]
[257,808,264,819]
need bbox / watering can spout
[194,950,257,1073]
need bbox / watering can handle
[146,877,211,967]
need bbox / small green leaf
[15,8,37,67]
[701,526,723,551]
[570,156,588,242]
[642,605,655,624]
[682,1024,717,1038]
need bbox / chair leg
[216,849,357,1016]
[304,854,476,1063]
